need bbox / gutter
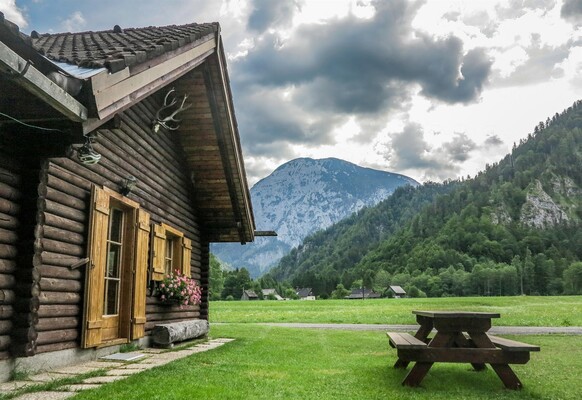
[0,41,88,122]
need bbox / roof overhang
[82,33,217,134]
[0,41,88,122]
[0,16,255,244]
[169,39,255,243]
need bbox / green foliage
[267,101,582,298]
[268,181,458,294]
[221,267,251,299]
[563,262,582,294]
[330,283,350,299]
[209,254,225,300]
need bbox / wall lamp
[119,175,137,195]
[76,134,101,165]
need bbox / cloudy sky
[2,0,582,185]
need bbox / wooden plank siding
[27,88,206,354]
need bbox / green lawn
[71,324,580,400]
[209,296,582,326]
[67,297,582,399]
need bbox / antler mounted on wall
[152,88,192,133]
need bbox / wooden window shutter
[131,209,150,340]
[82,186,110,348]
[181,237,192,278]
[151,224,166,281]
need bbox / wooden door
[83,186,144,348]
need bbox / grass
[209,296,582,326]
[69,324,581,400]
[8,296,580,399]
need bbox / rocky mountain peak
[212,157,418,277]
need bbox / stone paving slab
[1,338,234,399]
[105,368,143,376]
[82,375,127,384]
[50,366,103,375]
[118,363,160,370]
[82,361,127,369]
[147,354,183,361]
[12,391,76,399]
[63,384,102,392]
[0,380,36,392]
[25,372,69,383]
[141,348,165,354]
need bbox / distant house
[389,286,407,298]
[262,289,283,300]
[241,290,259,301]
[296,288,316,300]
[346,288,381,299]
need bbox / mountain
[269,101,582,298]
[269,181,458,289]
[211,157,419,277]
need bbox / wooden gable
[0,18,255,244]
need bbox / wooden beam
[92,37,216,121]
[0,41,88,122]
[254,231,277,237]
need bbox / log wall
[0,153,21,360]
[32,93,205,354]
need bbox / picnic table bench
[386,311,540,389]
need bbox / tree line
[253,100,582,299]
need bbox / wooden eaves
[0,41,87,122]
[81,34,216,135]
[1,17,256,245]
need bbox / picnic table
[387,310,540,389]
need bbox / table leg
[394,358,410,369]
[394,318,434,369]
[414,315,434,342]
[452,332,486,371]
[490,364,523,389]
[469,332,523,389]
[401,331,450,387]
[402,362,433,387]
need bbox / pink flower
[158,273,202,305]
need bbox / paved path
[0,338,234,400]
[254,322,582,335]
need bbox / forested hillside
[269,101,582,298]
[268,181,459,293]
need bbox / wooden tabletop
[412,310,501,319]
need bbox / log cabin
[0,13,255,380]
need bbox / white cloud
[9,0,582,185]
[61,11,86,32]
[0,0,27,27]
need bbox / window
[104,208,124,316]
[151,223,192,281]
[82,186,150,348]
[164,232,183,276]
[164,236,174,275]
